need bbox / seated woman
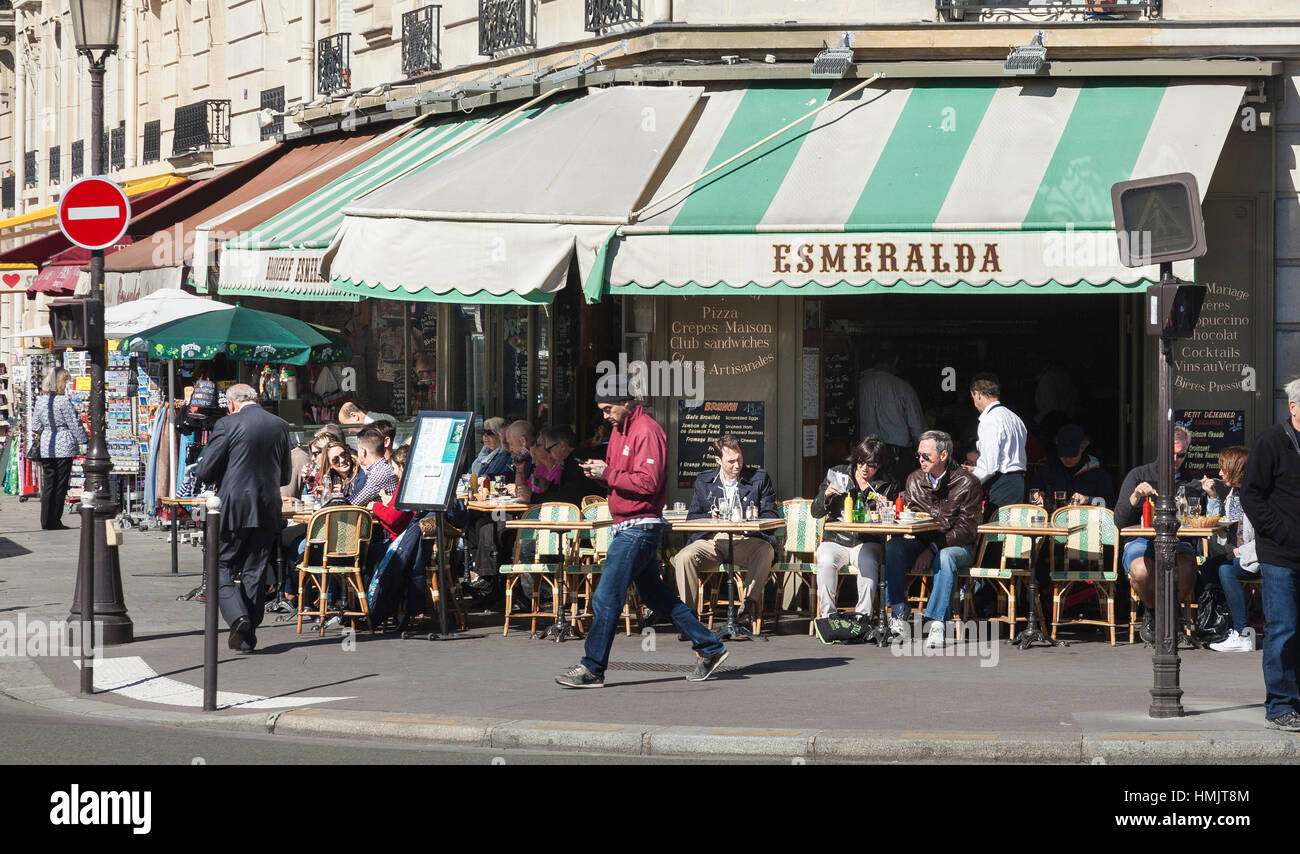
[281,440,360,610]
[470,417,513,480]
[809,436,900,621]
[1199,446,1258,652]
[367,445,414,577]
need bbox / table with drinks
[504,514,615,642]
[825,498,941,646]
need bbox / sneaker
[686,650,730,682]
[1139,611,1155,645]
[555,664,604,689]
[888,616,909,640]
[1210,629,1254,652]
[926,620,946,649]
[1266,711,1300,732]
[322,615,343,631]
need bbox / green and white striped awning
[220,97,579,303]
[597,77,1243,298]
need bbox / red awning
[28,264,82,296]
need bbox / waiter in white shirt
[857,344,927,483]
[966,373,1028,519]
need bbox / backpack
[813,613,870,645]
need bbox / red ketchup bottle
[1142,496,1153,528]
[894,495,905,514]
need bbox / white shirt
[972,401,1027,483]
[857,369,926,448]
[719,470,739,505]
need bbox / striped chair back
[990,503,1048,563]
[582,501,614,558]
[306,506,372,561]
[780,499,822,557]
[534,501,580,557]
[1051,505,1116,564]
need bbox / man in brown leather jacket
[883,430,983,648]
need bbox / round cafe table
[824,517,941,647]
[667,517,786,642]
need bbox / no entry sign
[58,176,132,251]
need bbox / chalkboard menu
[1175,409,1245,478]
[823,349,857,440]
[677,400,765,488]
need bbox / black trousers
[40,457,73,530]
[218,526,275,645]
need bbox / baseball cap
[1056,424,1087,457]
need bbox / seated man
[671,435,778,627]
[1029,423,1115,508]
[349,426,398,507]
[884,430,982,648]
[1116,425,1204,644]
[810,435,899,620]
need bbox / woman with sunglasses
[810,435,900,621]
[320,440,359,499]
[470,416,513,479]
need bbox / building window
[585,0,639,32]
[317,33,351,96]
[23,151,36,187]
[172,99,232,154]
[259,87,285,139]
[936,0,1157,21]
[48,145,60,183]
[1,176,13,209]
[110,126,126,171]
[478,0,532,57]
[401,5,441,79]
[142,120,161,164]
[71,140,84,178]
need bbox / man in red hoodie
[556,392,728,688]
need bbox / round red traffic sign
[58,176,132,251]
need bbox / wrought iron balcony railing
[317,33,351,96]
[100,131,109,169]
[110,126,126,171]
[48,145,60,183]
[402,5,441,79]
[71,140,84,178]
[23,150,36,187]
[936,0,1158,21]
[479,0,533,57]
[172,99,232,154]
[585,0,639,32]
[142,120,161,164]
[260,87,285,139]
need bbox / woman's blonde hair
[42,367,71,395]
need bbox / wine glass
[1053,491,1067,511]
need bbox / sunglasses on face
[1174,452,1187,460]
[329,455,349,467]
[916,452,938,462]
[857,459,879,468]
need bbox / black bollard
[202,493,221,711]
[78,499,96,695]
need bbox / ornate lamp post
[67,0,133,648]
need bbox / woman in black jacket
[810,435,900,620]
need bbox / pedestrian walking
[1240,378,1300,730]
[556,391,728,688]
[194,383,292,653]
[29,367,88,531]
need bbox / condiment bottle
[1142,496,1154,527]
[843,492,855,524]
[895,495,905,514]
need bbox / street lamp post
[67,0,133,648]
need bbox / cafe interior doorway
[815,292,1140,493]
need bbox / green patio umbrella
[306,325,353,365]
[119,304,332,366]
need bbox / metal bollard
[202,492,222,712]
[78,497,96,695]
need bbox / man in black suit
[195,383,292,653]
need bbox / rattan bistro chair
[768,499,821,632]
[1049,505,1123,645]
[572,500,640,636]
[296,506,374,636]
[959,503,1044,637]
[499,502,579,636]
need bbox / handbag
[1193,585,1232,644]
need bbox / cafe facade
[314,64,1279,502]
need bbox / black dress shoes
[228,617,251,651]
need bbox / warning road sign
[58,176,132,251]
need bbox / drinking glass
[1029,488,1043,507]
[1053,491,1067,511]
[1187,497,1202,519]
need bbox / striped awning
[596,77,1243,298]
[227,94,598,304]
[320,86,706,304]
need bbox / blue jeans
[1202,555,1250,633]
[1261,563,1300,720]
[884,537,973,622]
[1121,537,1196,574]
[580,524,724,678]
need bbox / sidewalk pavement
[0,494,1296,763]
